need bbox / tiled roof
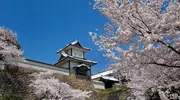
[57,40,90,53]
[74,64,91,69]
[91,68,117,79]
[101,76,119,82]
[60,51,97,64]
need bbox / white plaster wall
[17,61,69,76]
[70,61,79,73]
[93,81,105,89]
[61,62,69,68]
[72,49,83,58]
[70,61,79,67]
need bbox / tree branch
[157,40,180,55]
[135,6,151,32]
[147,61,180,68]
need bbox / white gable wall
[66,49,71,55]
[72,49,83,58]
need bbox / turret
[55,40,97,79]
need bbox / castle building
[17,40,119,89]
[55,40,97,79]
[92,68,120,89]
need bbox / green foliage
[0,67,33,100]
[0,93,23,100]
[17,43,21,50]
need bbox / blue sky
[0,0,110,74]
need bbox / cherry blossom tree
[0,27,23,68]
[30,71,91,100]
[0,27,26,99]
[91,0,180,99]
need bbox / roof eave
[57,45,90,54]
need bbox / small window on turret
[76,67,88,75]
